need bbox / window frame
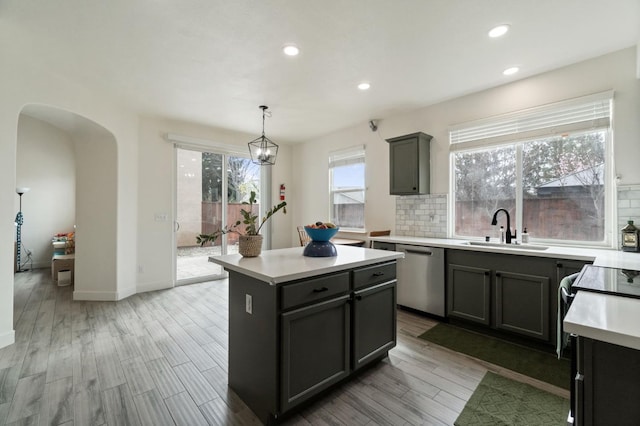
[328,145,366,232]
[448,93,614,248]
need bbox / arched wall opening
[17,105,118,299]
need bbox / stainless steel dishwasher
[396,244,445,317]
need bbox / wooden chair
[297,226,311,246]
[368,230,390,248]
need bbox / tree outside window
[453,129,607,243]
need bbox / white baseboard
[73,290,119,301]
[73,283,171,301]
[32,261,50,270]
[0,330,16,349]
[136,281,173,294]
[116,285,137,300]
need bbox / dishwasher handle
[397,244,434,256]
[406,249,432,256]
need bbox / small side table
[52,254,75,286]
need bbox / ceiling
[3,0,639,143]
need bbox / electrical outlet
[245,294,252,314]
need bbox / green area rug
[455,372,569,426]
[418,323,570,389]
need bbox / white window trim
[449,91,613,151]
[448,93,615,248]
[329,145,366,232]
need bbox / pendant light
[248,105,278,166]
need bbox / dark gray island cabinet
[565,291,640,425]
[210,246,403,424]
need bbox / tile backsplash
[618,185,640,231]
[395,187,640,242]
[395,194,447,238]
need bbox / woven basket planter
[238,235,263,257]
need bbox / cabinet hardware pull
[373,272,385,277]
[313,287,329,293]
[557,263,563,268]
[484,271,490,276]
[355,295,362,301]
[495,272,501,277]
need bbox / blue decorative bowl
[303,241,338,257]
[304,226,339,242]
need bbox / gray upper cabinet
[386,132,432,195]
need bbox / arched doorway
[17,105,118,299]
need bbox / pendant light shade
[248,105,278,166]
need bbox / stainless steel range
[572,265,640,298]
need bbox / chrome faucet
[491,208,512,244]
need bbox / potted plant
[196,191,287,257]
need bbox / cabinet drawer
[353,262,396,290]
[281,272,350,310]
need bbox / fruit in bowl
[304,222,339,242]
[306,221,336,229]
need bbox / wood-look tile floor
[1,269,568,425]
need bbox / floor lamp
[15,187,30,272]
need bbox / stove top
[573,264,640,299]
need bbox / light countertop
[564,291,640,350]
[209,245,403,285]
[372,235,640,350]
[370,235,640,269]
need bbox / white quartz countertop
[564,291,640,350]
[373,235,640,350]
[209,245,403,285]
[370,235,640,269]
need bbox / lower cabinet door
[280,295,351,413]
[494,271,550,341]
[447,264,491,325]
[353,281,397,370]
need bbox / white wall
[291,127,394,244]
[136,117,293,293]
[16,115,76,268]
[73,132,119,300]
[292,47,640,241]
[0,45,139,348]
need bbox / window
[450,92,612,246]
[329,145,365,230]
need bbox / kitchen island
[564,290,640,425]
[209,245,403,424]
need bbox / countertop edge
[209,249,403,285]
[564,291,640,351]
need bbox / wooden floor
[0,269,568,426]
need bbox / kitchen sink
[461,241,549,251]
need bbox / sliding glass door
[175,147,262,284]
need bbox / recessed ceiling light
[282,44,300,56]
[358,82,371,90]
[488,24,510,38]
[503,66,519,76]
